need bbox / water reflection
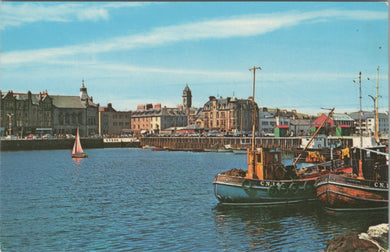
[212,203,388,251]
[72,157,83,165]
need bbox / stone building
[131,103,187,135]
[99,103,132,136]
[202,96,258,133]
[0,90,54,136]
[0,81,99,137]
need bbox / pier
[140,136,354,151]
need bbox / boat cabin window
[257,153,261,163]
[274,154,279,162]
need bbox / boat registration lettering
[374,182,388,189]
[259,181,276,187]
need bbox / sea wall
[140,136,354,151]
[0,138,140,151]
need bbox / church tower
[182,84,192,108]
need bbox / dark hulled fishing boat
[213,67,348,205]
[315,146,388,211]
[213,148,348,205]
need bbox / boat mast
[249,66,261,152]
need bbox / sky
[1,2,388,115]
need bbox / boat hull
[213,174,318,205]
[71,153,88,158]
[315,173,388,211]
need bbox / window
[257,153,261,163]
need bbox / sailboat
[71,127,88,158]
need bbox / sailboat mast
[249,66,261,151]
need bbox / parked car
[5,135,18,140]
[25,134,37,140]
[42,134,53,139]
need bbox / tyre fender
[288,182,299,194]
[268,185,278,197]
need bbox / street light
[368,95,376,137]
[366,67,381,142]
[7,113,14,136]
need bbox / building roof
[349,111,376,120]
[2,88,98,109]
[50,95,87,109]
[332,113,354,121]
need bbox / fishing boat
[71,127,88,158]
[315,69,388,211]
[315,146,388,211]
[213,67,346,205]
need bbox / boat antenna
[249,66,261,152]
[293,107,335,166]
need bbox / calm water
[1,148,387,251]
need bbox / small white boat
[233,148,247,155]
[218,144,233,153]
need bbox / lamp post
[7,113,14,136]
[368,95,376,138]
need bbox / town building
[99,103,132,136]
[259,108,293,136]
[202,96,258,133]
[312,113,354,136]
[0,81,99,137]
[131,103,187,135]
[349,111,389,136]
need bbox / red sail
[72,128,84,154]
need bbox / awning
[36,128,52,131]
[276,125,289,129]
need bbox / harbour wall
[1,138,140,151]
[4,136,383,152]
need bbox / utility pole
[358,72,363,179]
[375,66,379,142]
[359,72,362,154]
[249,66,261,152]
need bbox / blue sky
[1,2,388,115]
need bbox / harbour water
[1,148,387,251]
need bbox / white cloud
[1,8,387,66]
[0,2,148,29]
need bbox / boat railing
[299,159,344,173]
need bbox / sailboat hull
[71,153,88,158]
